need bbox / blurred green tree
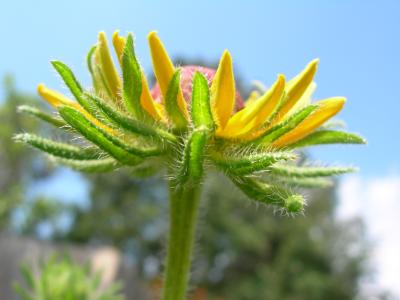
[0,76,68,235]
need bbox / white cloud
[338,174,400,298]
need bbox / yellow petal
[211,50,235,128]
[275,59,319,122]
[37,83,77,108]
[112,30,126,65]
[286,82,317,117]
[273,97,346,148]
[147,31,188,119]
[95,31,122,100]
[38,84,115,134]
[217,75,285,138]
[140,71,165,121]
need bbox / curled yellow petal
[275,59,319,122]
[148,31,188,119]
[217,75,285,138]
[112,30,126,65]
[95,31,122,100]
[38,84,115,134]
[273,97,346,148]
[211,50,235,128]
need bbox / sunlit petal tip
[318,97,346,109]
[37,84,73,108]
[211,49,236,128]
[112,30,126,64]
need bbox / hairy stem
[162,181,201,300]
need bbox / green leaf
[86,92,177,143]
[269,165,357,178]
[14,133,100,160]
[58,106,143,165]
[51,61,92,112]
[122,33,146,119]
[17,105,66,127]
[165,69,188,130]
[252,105,317,145]
[191,72,214,130]
[287,130,367,148]
[211,150,295,175]
[230,176,304,213]
[52,157,120,172]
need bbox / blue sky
[1,0,399,175]
[1,0,400,295]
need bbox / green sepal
[252,105,317,145]
[268,175,334,188]
[165,69,188,130]
[17,105,66,127]
[230,176,304,213]
[52,157,120,172]
[58,106,142,165]
[14,133,100,160]
[85,92,177,143]
[61,105,162,158]
[51,61,92,112]
[211,150,295,175]
[269,164,357,178]
[178,130,208,185]
[122,33,147,120]
[86,45,102,93]
[191,72,214,131]
[287,130,367,148]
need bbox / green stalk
[162,180,201,300]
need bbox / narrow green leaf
[122,33,146,119]
[52,157,120,172]
[269,164,357,178]
[211,150,295,175]
[230,176,304,213]
[165,69,188,130]
[287,130,367,148]
[51,61,92,112]
[252,105,317,145]
[86,92,177,143]
[14,133,100,160]
[191,72,214,130]
[17,105,66,127]
[59,106,143,165]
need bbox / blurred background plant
[14,256,123,300]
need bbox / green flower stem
[162,180,201,300]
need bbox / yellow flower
[37,31,345,150]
